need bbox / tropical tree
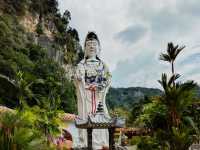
[135,42,199,150]
[158,43,198,149]
[159,42,185,85]
[158,73,197,127]
[158,42,197,127]
[33,97,63,144]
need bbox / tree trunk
[170,107,180,127]
[171,61,175,86]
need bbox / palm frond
[168,74,181,87]
[164,42,185,62]
[159,53,171,62]
[167,42,174,54]
[179,80,197,93]
[174,46,185,59]
[158,73,168,91]
[183,116,200,135]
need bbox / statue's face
[85,39,98,58]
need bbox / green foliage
[137,136,161,150]
[158,73,197,126]
[169,126,194,150]
[26,44,46,61]
[110,107,131,124]
[54,13,69,34]
[129,96,151,124]
[0,14,29,78]
[30,0,58,16]
[106,87,162,110]
[1,0,82,65]
[36,22,44,35]
[0,15,33,107]
[129,136,141,146]
[134,42,199,149]
[182,102,200,148]
[29,103,63,140]
[0,1,79,149]
[135,98,168,130]
[1,0,29,16]
[0,4,77,112]
[0,74,19,107]
[30,58,76,112]
[0,110,53,150]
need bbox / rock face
[37,35,64,64]
[19,16,62,62]
[19,13,57,40]
[18,10,81,79]
[19,13,40,33]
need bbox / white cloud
[58,0,200,88]
[58,0,133,70]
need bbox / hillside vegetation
[0,0,84,113]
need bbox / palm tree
[159,42,185,86]
[134,42,198,149]
[157,43,198,150]
[158,73,197,127]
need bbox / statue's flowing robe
[74,59,111,149]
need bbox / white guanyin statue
[74,32,111,149]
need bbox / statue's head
[84,32,101,59]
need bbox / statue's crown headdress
[86,31,98,41]
[84,31,100,46]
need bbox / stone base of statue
[75,102,125,150]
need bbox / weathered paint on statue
[74,32,111,149]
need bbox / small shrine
[75,102,125,150]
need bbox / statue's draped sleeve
[74,62,86,119]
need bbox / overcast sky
[58,0,200,88]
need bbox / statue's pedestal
[75,102,125,150]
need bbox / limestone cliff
[0,0,83,79]
[0,0,81,112]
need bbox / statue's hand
[86,84,97,90]
[86,83,106,91]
